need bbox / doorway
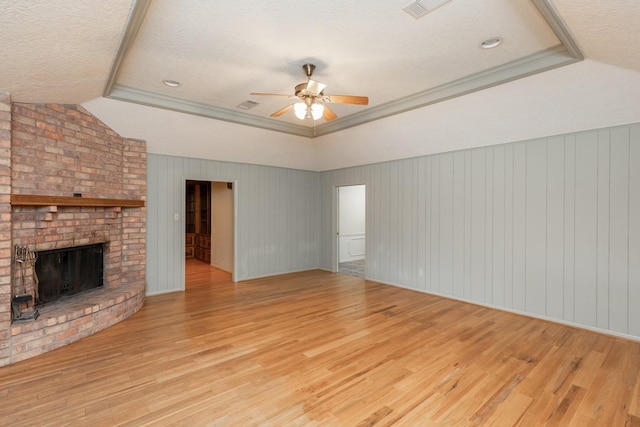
[185,180,234,287]
[337,184,366,278]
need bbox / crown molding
[315,45,580,136]
[107,85,313,137]
[104,0,583,139]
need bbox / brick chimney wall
[0,94,147,366]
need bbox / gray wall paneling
[610,127,630,333]
[563,136,576,322]
[146,154,321,294]
[146,122,639,340]
[320,123,640,340]
[546,136,565,320]
[630,126,640,337]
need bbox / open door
[184,180,234,288]
[337,184,366,278]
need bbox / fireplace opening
[35,244,104,305]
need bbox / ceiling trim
[108,84,312,137]
[315,45,579,136]
[531,0,584,60]
[104,0,583,139]
[103,0,152,97]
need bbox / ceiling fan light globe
[311,103,324,120]
[293,102,307,120]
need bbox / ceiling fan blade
[323,105,338,121]
[250,92,292,97]
[326,95,369,105]
[270,104,294,118]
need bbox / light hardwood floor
[1,259,639,426]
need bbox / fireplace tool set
[12,245,39,321]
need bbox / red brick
[3,100,146,365]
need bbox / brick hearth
[0,93,146,366]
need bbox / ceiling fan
[250,64,369,122]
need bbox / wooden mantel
[10,194,145,208]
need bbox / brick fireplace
[0,93,147,366]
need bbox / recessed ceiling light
[480,37,503,49]
[162,79,181,87]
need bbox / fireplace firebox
[35,244,104,305]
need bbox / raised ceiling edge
[103,0,583,139]
[531,0,584,60]
[108,85,314,137]
[103,0,152,97]
[315,45,580,137]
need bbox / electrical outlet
[418,268,424,277]
[174,213,179,221]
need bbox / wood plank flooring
[1,259,639,426]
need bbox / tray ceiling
[1,0,586,138]
[105,0,581,137]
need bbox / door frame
[333,183,366,274]
[181,178,238,287]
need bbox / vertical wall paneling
[146,154,320,294]
[375,163,387,281]
[430,156,440,293]
[464,151,472,299]
[377,164,388,281]
[439,153,454,295]
[171,158,183,290]
[492,146,506,307]
[574,132,598,326]
[416,157,427,288]
[470,149,486,301]
[411,159,420,286]
[596,131,611,330]
[628,125,640,337]
[484,149,494,303]
[156,155,172,293]
[424,157,432,290]
[402,160,415,285]
[609,127,630,333]
[563,136,576,322]
[146,154,159,292]
[525,139,547,315]
[512,142,527,311]
[546,136,565,320]
[319,122,640,340]
[388,163,399,283]
[452,152,466,298]
[504,144,514,309]
[367,165,378,279]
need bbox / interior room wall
[321,122,640,340]
[146,154,321,294]
[314,60,640,171]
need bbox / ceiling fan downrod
[302,63,316,78]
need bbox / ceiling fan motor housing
[250,62,368,122]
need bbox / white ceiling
[1,0,640,170]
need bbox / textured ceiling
[1,0,585,137]
[0,0,134,103]
[1,0,639,142]
[552,0,640,72]
[108,0,578,136]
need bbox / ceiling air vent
[236,100,260,110]
[403,0,452,19]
